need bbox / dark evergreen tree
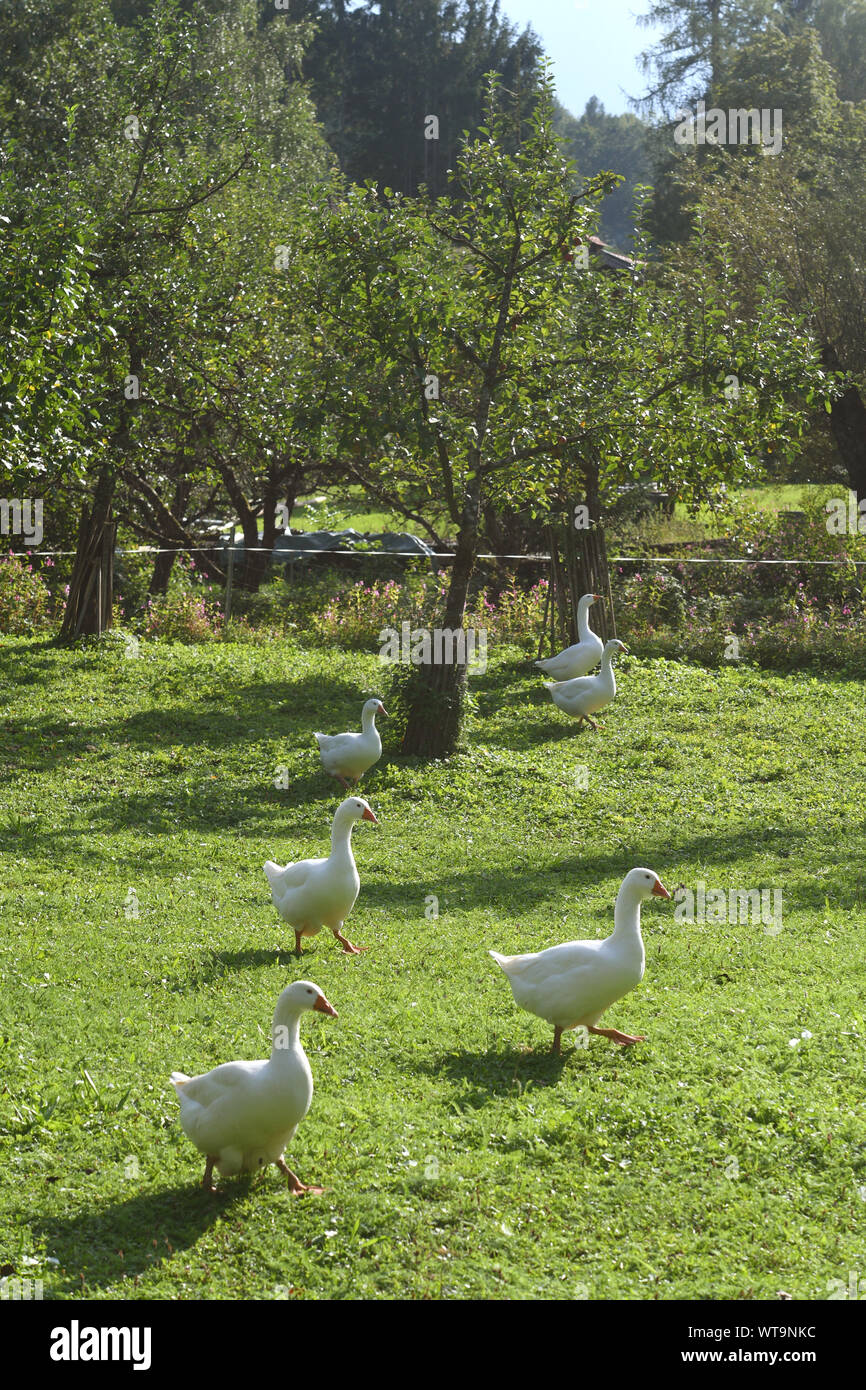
[274,1,542,194]
[554,98,651,250]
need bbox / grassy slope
[0,637,864,1301]
[291,481,849,538]
[669,484,854,536]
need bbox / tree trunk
[584,454,602,523]
[217,462,265,592]
[58,465,117,640]
[123,467,225,585]
[148,477,191,595]
[148,548,176,596]
[400,236,518,756]
[59,338,141,641]
[565,524,616,643]
[283,484,299,532]
[822,346,866,502]
[401,477,481,756]
[244,471,283,593]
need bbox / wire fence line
[612,556,866,568]
[7,544,866,568]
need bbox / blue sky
[499,0,665,116]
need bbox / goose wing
[492,939,613,1020]
[264,857,313,893]
[171,1059,275,1153]
[315,731,346,752]
[547,672,600,713]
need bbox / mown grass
[667,483,855,537]
[0,636,864,1301]
[288,480,851,545]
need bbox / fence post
[537,565,552,661]
[102,519,116,634]
[224,543,234,621]
[540,521,616,655]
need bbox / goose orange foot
[333,928,365,954]
[277,1159,324,1196]
[589,1025,645,1046]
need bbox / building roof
[587,235,634,273]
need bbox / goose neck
[361,706,376,733]
[612,887,644,944]
[576,598,595,643]
[330,814,357,857]
[270,1011,301,1060]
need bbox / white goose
[264,796,377,955]
[490,867,672,1054]
[171,979,337,1194]
[535,593,604,680]
[315,698,387,789]
[543,637,627,728]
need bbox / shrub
[309,571,451,647]
[304,570,548,652]
[617,594,866,672]
[142,589,224,642]
[0,552,54,634]
[610,490,866,671]
[465,577,548,648]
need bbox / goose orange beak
[362,806,378,823]
[652,879,672,899]
[378,703,389,717]
[314,994,338,1017]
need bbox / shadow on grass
[164,940,351,992]
[12,809,863,922]
[360,823,843,912]
[411,1046,572,1109]
[0,765,378,863]
[485,715,587,747]
[194,945,325,974]
[1,667,375,778]
[35,1180,252,1294]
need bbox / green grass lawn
[731,483,853,512]
[296,481,846,535]
[1,636,864,1300]
[290,490,402,536]
[239,480,852,553]
[670,483,853,534]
